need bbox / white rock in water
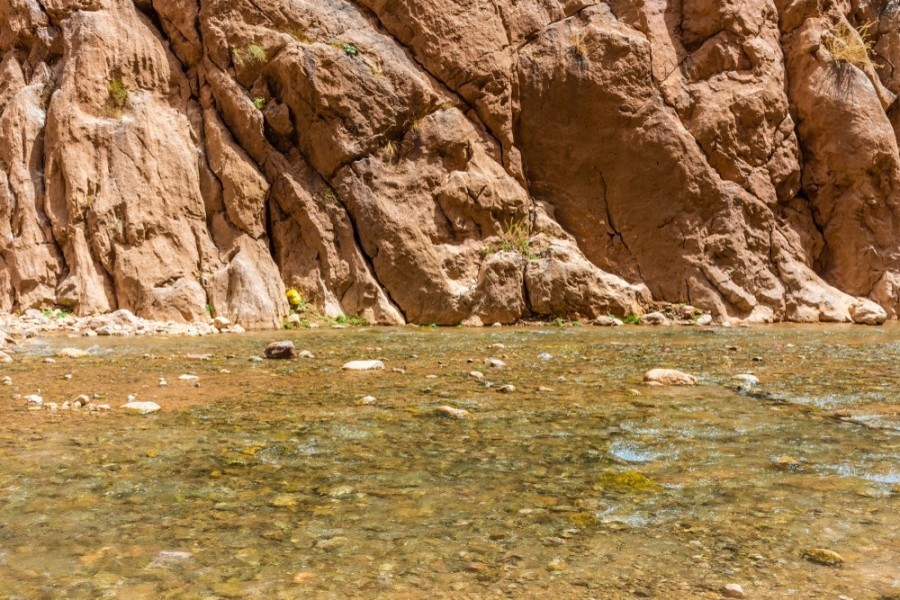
[0,351,12,363]
[57,348,91,358]
[435,405,470,419]
[342,360,385,371]
[640,312,670,326]
[359,395,377,405]
[122,401,161,415]
[722,583,746,598]
[849,299,887,326]
[178,374,199,382]
[593,315,624,327]
[486,358,506,368]
[25,394,43,407]
[212,316,231,330]
[151,550,194,567]
[696,314,713,326]
[1,376,11,386]
[732,374,759,387]
[643,368,698,386]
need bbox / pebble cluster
[0,308,242,341]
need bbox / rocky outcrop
[0,0,898,327]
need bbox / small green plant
[253,96,266,110]
[42,307,72,319]
[342,43,359,57]
[233,43,268,67]
[498,217,534,257]
[823,21,874,69]
[107,79,128,112]
[623,314,640,325]
[334,315,368,327]
[204,304,214,316]
[247,43,267,63]
[482,217,536,259]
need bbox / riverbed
[1,324,898,599]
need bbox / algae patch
[595,470,660,493]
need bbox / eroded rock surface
[0,0,897,326]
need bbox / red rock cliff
[1,0,898,326]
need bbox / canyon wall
[0,0,898,327]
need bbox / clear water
[0,324,898,599]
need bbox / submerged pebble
[435,405,470,419]
[342,360,385,371]
[803,548,844,566]
[643,368,697,386]
[57,348,91,358]
[732,374,759,387]
[122,401,161,415]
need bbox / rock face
[0,0,898,326]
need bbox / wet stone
[265,341,297,360]
[57,348,91,358]
[640,312,670,326]
[722,583,746,598]
[732,374,759,387]
[435,406,470,419]
[342,360,385,371]
[803,548,844,566]
[122,402,161,415]
[643,368,697,386]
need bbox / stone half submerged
[0,0,897,328]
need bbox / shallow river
[0,324,898,599]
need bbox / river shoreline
[2,301,895,346]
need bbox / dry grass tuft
[823,21,875,69]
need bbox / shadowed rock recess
[1,0,898,327]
